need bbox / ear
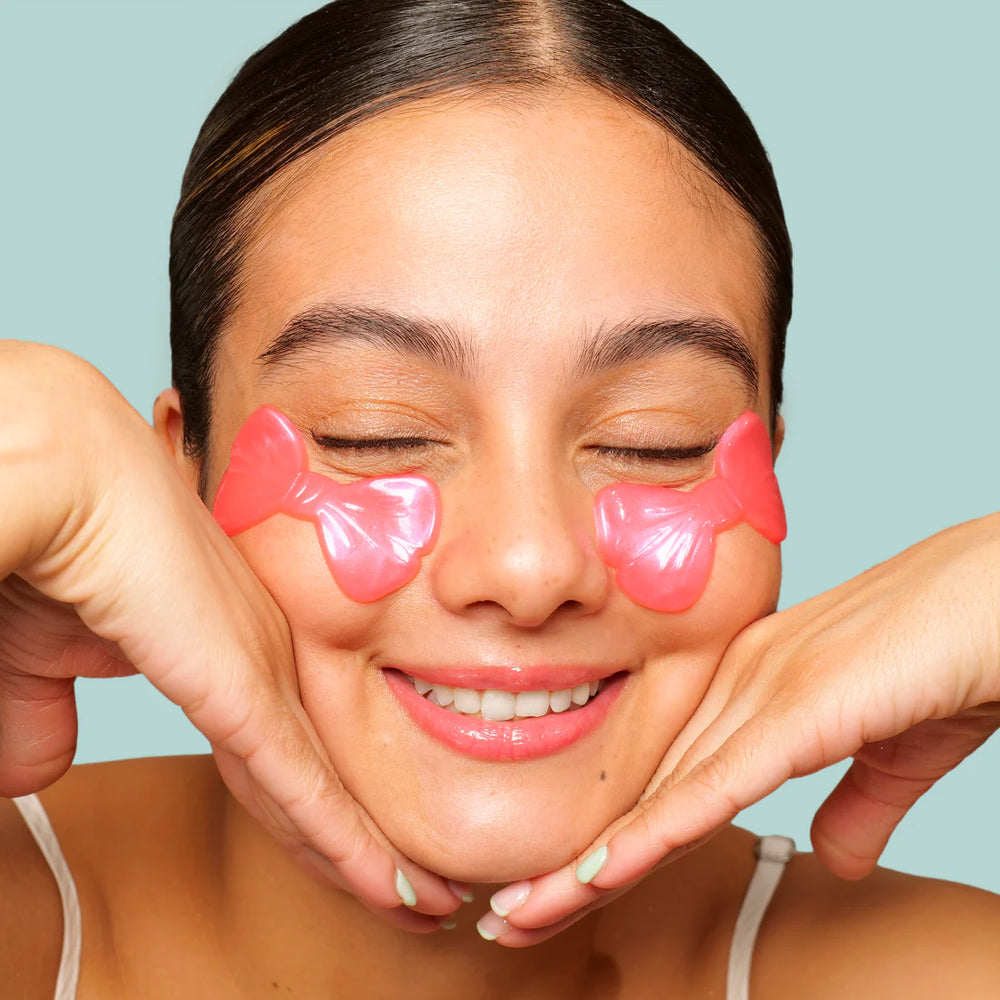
[153,389,202,493]
[772,412,786,461]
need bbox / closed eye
[592,442,715,462]
[311,434,438,452]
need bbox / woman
[1,1,998,996]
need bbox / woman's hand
[0,341,458,930]
[486,512,1000,945]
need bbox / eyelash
[312,434,434,452]
[593,443,715,463]
[311,436,716,464]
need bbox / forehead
[225,83,770,391]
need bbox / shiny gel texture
[213,406,440,602]
[594,411,786,612]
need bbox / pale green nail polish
[476,911,508,941]
[576,845,608,885]
[489,882,530,917]
[395,867,417,907]
[440,918,457,930]
[448,879,475,903]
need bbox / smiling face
[167,83,782,883]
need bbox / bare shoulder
[756,850,1000,999]
[35,753,224,853]
[0,794,64,999]
[0,755,223,996]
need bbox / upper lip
[382,663,625,691]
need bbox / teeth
[432,684,454,706]
[452,688,481,715]
[549,688,572,713]
[481,690,516,721]
[410,675,606,719]
[514,690,549,718]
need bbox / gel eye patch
[593,411,786,612]
[214,406,782,612]
[213,406,440,602]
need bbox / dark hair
[170,0,791,466]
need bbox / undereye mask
[593,410,786,612]
[213,406,440,602]
[214,406,783,611]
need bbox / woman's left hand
[486,512,1000,945]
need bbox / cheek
[233,518,382,651]
[612,528,780,776]
[632,526,781,691]
[646,526,782,660]
[699,527,782,624]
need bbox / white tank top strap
[11,793,81,1000]
[726,834,796,1000]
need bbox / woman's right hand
[0,341,458,929]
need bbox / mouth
[383,668,626,761]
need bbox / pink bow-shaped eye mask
[594,411,786,613]
[213,406,440,603]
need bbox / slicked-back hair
[170,0,792,465]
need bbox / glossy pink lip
[384,669,625,762]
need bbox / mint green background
[2,1,997,892]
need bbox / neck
[216,788,755,999]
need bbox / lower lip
[384,670,625,762]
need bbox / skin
[1,84,998,998]
[172,83,781,883]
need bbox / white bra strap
[11,794,82,1000]
[726,834,796,1000]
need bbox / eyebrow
[257,303,758,395]
[257,304,477,378]
[573,316,758,393]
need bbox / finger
[493,703,769,930]
[0,671,78,796]
[0,576,136,681]
[359,899,445,934]
[487,867,638,939]
[590,707,809,891]
[809,714,998,880]
[282,838,454,932]
[212,715,459,918]
[809,756,934,880]
[479,908,592,948]
[496,822,716,933]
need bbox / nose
[429,456,610,627]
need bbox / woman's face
[196,84,781,883]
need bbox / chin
[398,825,582,885]
[385,816,596,885]
[357,768,645,885]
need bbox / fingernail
[476,911,509,942]
[448,878,475,903]
[439,918,458,930]
[489,881,530,917]
[575,845,608,885]
[395,867,417,907]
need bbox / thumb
[0,671,78,796]
[809,755,933,880]
[811,714,1000,879]
[591,712,800,889]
